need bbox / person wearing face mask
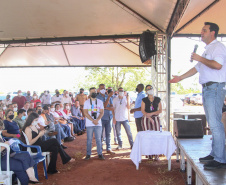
[130,84,146,132]
[54,104,75,142]
[41,90,52,108]
[2,109,20,139]
[83,87,105,160]
[2,95,12,106]
[46,105,67,149]
[21,112,75,174]
[61,90,72,107]
[31,93,41,108]
[25,91,32,102]
[96,84,115,154]
[51,90,62,105]
[12,90,27,110]
[141,85,162,128]
[13,109,27,129]
[113,87,133,150]
[12,102,18,118]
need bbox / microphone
[190,44,198,62]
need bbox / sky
[0,37,226,94]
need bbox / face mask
[13,107,18,112]
[44,92,48,95]
[60,108,63,111]
[33,96,37,99]
[27,93,30,96]
[18,93,22,96]
[69,94,72,97]
[8,114,14,120]
[100,89,106,94]
[56,92,59,95]
[115,93,118,95]
[50,108,55,112]
[66,106,70,110]
[91,93,97,98]
[38,110,42,115]
[136,88,139,92]
[65,94,69,97]
[119,92,124,97]
[32,120,39,126]
[3,106,6,110]
[147,89,154,95]
[21,115,26,120]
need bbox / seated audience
[2,109,20,138]
[0,134,40,184]
[13,109,27,129]
[71,100,86,131]
[52,104,74,142]
[45,105,67,149]
[21,112,75,174]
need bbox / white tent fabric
[0,0,225,67]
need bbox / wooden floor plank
[177,136,226,185]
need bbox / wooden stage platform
[176,135,226,185]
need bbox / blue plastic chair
[9,138,48,180]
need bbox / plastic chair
[9,138,48,180]
[0,143,13,185]
[22,131,50,166]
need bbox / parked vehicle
[194,93,202,105]
[190,93,198,104]
[184,93,193,104]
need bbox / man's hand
[108,91,114,97]
[191,53,202,62]
[113,117,116,125]
[168,75,181,83]
[130,109,135,114]
[92,120,99,125]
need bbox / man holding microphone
[169,22,226,169]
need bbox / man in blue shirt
[130,84,146,132]
[71,100,86,131]
[97,84,115,154]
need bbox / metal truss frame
[152,33,169,130]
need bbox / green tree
[83,67,152,91]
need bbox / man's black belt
[202,81,218,88]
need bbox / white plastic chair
[22,131,50,173]
[0,143,13,185]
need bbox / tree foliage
[82,67,152,91]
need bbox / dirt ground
[37,119,188,185]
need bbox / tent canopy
[0,0,224,67]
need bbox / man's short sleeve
[99,100,104,110]
[110,97,113,105]
[195,62,201,72]
[84,100,89,109]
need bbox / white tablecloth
[130,130,177,169]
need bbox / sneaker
[204,160,223,170]
[98,154,105,160]
[85,155,91,160]
[199,155,214,163]
[116,146,122,150]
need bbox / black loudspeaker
[174,119,204,138]
[139,30,156,63]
